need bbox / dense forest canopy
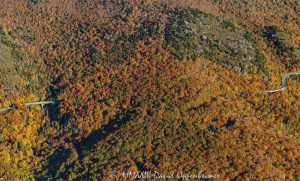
[0,0,299,180]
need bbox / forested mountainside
[0,0,299,180]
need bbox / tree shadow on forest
[75,109,134,158]
[37,84,61,133]
[36,144,79,180]
[38,78,135,178]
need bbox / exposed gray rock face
[0,43,21,90]
[165,8,266,75]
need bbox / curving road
[0,72,299,112]
[263,72,300,93]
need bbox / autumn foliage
[0,0,300,180]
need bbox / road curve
[0,72,299,112]
[264,72,300,93]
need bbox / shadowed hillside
[0,0,299,180]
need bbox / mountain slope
[0,0,299,180]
